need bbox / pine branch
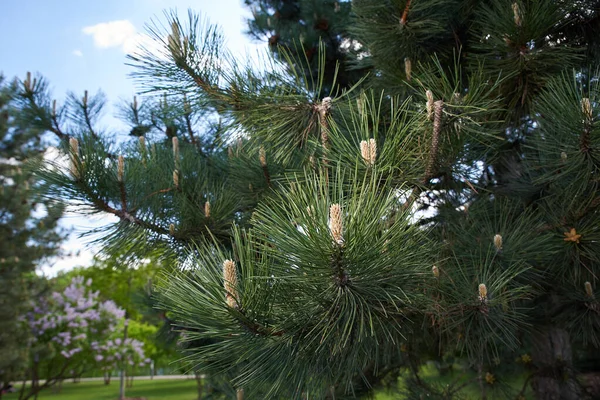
[79,182,168,235]
[400,0,412,26]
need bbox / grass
[3,379,199,400]
[3,368,532,399]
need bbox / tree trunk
[32,359,39,400]
[194,372,203,400]
[532,327,583,400]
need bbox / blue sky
[1,0,260,100]
[1,0,263,274]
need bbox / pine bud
[321,97,332,112]
[52,100,57,118]
[228,146,234,158]
[83,90,88,107]
[133,96,138,111]
[259,146,267,167]
[248,183,253,192]
[561,151,567,161]
[582,98,593,120]
[512,3,521,27]
[329,204,343,245]
[172,136,179,165]
[426,90,434,121]
[236,388,244,400]
[223,259,239,308]
[404,58,412,81]
[173,170,179,188]
[478,283,488,302]
[369,139,377,164]
[493,234,503,251]
[357,97,365,117]
[585,281,594,299]
[169,223,175,236]
[69,137,79,156]
[360,139,377,166]
[24,72,32,91]
[204,201,211,218]
[432,265,439,278]
[69,137,80,179]
[117,155,125,182]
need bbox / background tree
[22,276,125,400]
[55,257,182,374]
[18,1,600,398]
[244,0,370,93]
[0,75,64,396]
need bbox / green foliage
[159,170,436,397]
[0,75,65,387]
[244,0,369,93]
[17,1,600,398]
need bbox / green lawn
[4,370,531,399]
[4,379,199,400]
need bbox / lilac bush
[92,338,151,384]
[20,277,147,398]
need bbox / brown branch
[261,166,271,187]
[50,105,67,140]
[81,96,99,140]
[119,180,127,213]
[182,95,197,145]
[20,360,71,400]
[80,184,168,235]
[315,97,333,153]
[403,100,444,211]
[424,100,444,182]
[184,112,196,145]
[130,187,175,213]
[400,0,412,25]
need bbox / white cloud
[82,20,139,53]
[72,49,83,57]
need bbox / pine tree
[21,1,600,398]
[244,0,370,92]
[0,75,64,394]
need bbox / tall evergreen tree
[244,0,370,93]
[20,1,600,398]
[0,75,64,394]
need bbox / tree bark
[194,372,203,400]
[532,327,583,400]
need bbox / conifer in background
[0,75,64,394]
[244,0,370,92]
[18,1,600,398]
